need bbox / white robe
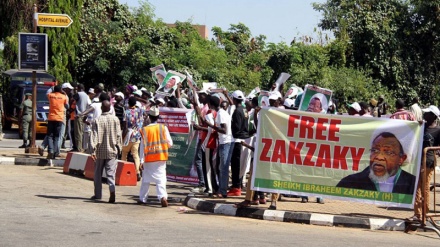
[138,123,173,201]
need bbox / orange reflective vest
[140,124,169,162]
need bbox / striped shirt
[114,101,125,128]
[91,112,122,159]
[389,109,416,121]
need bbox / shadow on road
[36,194,90,201]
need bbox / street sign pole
[26,4,39,154]
[21,10,72,154]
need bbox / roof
[2,69,55,81]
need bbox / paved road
[0,129,72,151]
[0,165,439,246]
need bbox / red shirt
[199,104,210,141]
[206,109,218,149]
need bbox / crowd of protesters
[36,78,440,223]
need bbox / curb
[183,195,406,231]
[0,157,64,167]
[0,157,15,165]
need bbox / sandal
[268,205,277,210]
[250,200,259,205]
[234,200,251,208]
[213,193,227,198]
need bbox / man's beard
[368,164,391,183]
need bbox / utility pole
[27,4,39,154]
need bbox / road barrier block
[83,156,96,180]
[63,152,90,175]
[115,161,137,186]
[63,152,73,174]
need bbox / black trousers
[230,142,243,189]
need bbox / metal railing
[405,147,440,237]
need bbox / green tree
[0,0,39,70]
[313,0,440,104]
[75,0,137,89]
[41,0,83,82]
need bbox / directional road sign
[36,13,73,28]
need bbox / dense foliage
[314,0,440,105]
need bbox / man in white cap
[155,97,166,107]
[268,92,282,108]
[283,98,295,110]
[138,106,173,207]
[88,88,95,100]
[228,90,249,197]
[408,105,440,222]
[133,90,143,98]
[347,102,361,116]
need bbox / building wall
[166,24,208,39]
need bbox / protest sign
[285,84,303,99]
[150,64,167,85]
[258,90,270,107]
[158,107,198,184]
[298,84,332,113]
[252,108,423,208]
[202,82,217,92]
[185,70,197,90]
[247,87,260,99]
[156,70,186,97]
[272,72,291,92]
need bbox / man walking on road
[19,93,33,148]
[90,100,122,203]
[138,106,173,207]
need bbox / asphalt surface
[2,128,440,239]
[1,165,439,246]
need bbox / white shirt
[410,103,423,122]
[216,108,233,144]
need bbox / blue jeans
[47,121,63,155]
[42,122,65,155]
[218,142,234,195]
[57,122,66,155]
[194,140,205,187]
